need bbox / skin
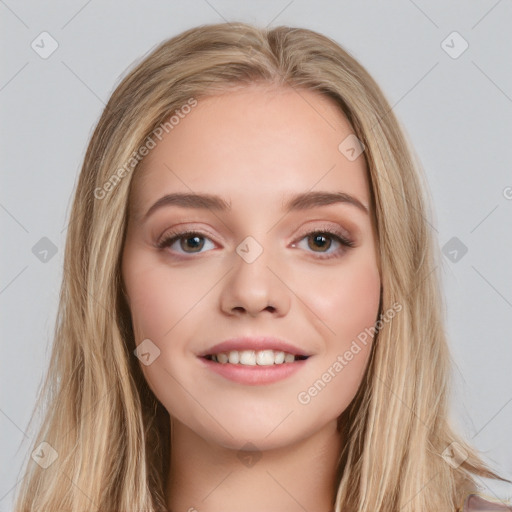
[121,84,381,512]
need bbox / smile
[204,349,309,366]
[200,350,310,385]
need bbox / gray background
[1,1,511,509]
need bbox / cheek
[123,254,205,342]
[124,274,169,340]
[122,252,199,415]
[291,257,380,412]
[299,255,381,346]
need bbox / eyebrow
[142,190,369,220]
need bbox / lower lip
[199,357,308,385]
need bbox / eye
[156,226,355,259]
[291,227,355,259]
[156,230,216,255]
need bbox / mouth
[203,349,310,366]
[197,337,312,384]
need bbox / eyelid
[292,222,353,243]
[156,224,218,247]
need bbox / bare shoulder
[463,494,512,511]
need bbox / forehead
[129,84,369,218]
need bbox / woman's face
[121,84,381,450]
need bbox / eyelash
[156,226,355,260]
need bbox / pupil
[310,233,330,252]
[182,235,204,252]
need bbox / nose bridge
[220,233,290,316]
[233,234,275,295]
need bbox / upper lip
[198,336,312,357]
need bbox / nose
[219,241,291,318]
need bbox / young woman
[13,21,511,512]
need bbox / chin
[178,402,341,453]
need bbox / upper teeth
[211,350,297,366]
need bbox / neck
[165,419,342,512]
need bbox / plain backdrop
[1,1,511,510]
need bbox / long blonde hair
[13,21,507,512]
